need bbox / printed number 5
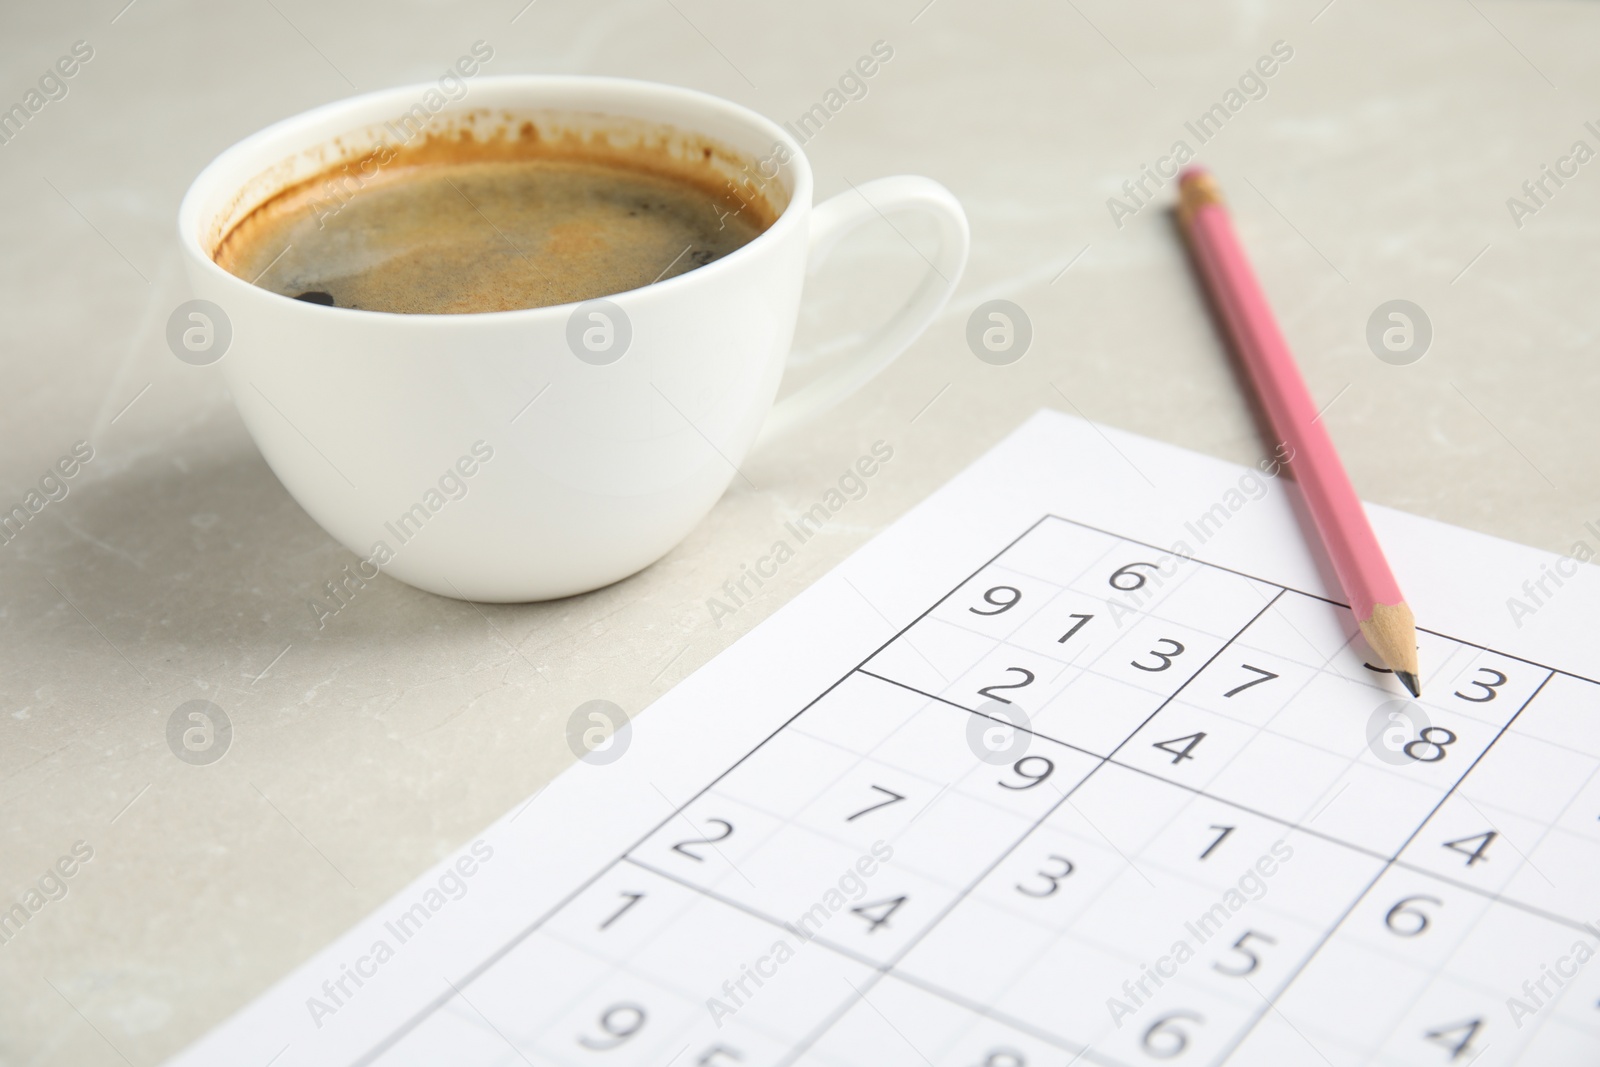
[1212,929,1276,976]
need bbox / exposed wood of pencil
[1177,167,1421,696]
[1359,602,1421,697]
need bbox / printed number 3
[1016,854,1075,898]
[1132,639,1185,672]
[1455,668,1507,703]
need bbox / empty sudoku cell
[1502,826,1600,931]
[924,563,1063,642]
[920,919,1139,1050]
[797,972,1071,1067]
[1519,1017,1600,1067]
[1225,1009,1370,1067]
[1451,728,1597,827]
[1422,899,1593,1027]
[369,998,525,1067]
[791,671,939,759]
[1511,672,1600,761]
[1545,924,1600,1041]
[1266,933,1438,1065]
[711,726,864,824]
[892,885,1073,1012]
[861,616,994,699]
[1246,667,1398,758]
[1296,760,1449,856]
[1131,560,1279,641]
[1553,764,1600,843]
[1231,590,1358,669]
[991,515,1123,589]
[1032,668,1172,757]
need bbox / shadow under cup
[178,76,816,603]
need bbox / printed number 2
[978,668,1035,704]
[671,819,733,861]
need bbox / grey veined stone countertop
[2,0,1597,1061]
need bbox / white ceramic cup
[177,76,968,601]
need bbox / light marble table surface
[2,0,1597,1062]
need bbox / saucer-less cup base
[178,77,969,602]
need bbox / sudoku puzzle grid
[365,516,1600,1067]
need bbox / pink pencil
[1176,166,1421,696]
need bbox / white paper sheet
[171,409,1600,1067]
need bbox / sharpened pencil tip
[1396,670,1421,698]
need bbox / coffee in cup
[212,124,780,314]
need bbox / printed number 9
[999,755,1054,791]
[971,586,1021,616]
[578,1003,646,1050]
[977,1052,1025,1067]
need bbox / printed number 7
[1223,664,1278,697]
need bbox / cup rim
[176,74,813,321]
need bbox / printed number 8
[1403,726,1457,763]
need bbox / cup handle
[755,175,970,447]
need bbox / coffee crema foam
[213,121,779,314]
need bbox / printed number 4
[1154,732,1205,764]
[851,895,906,933]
